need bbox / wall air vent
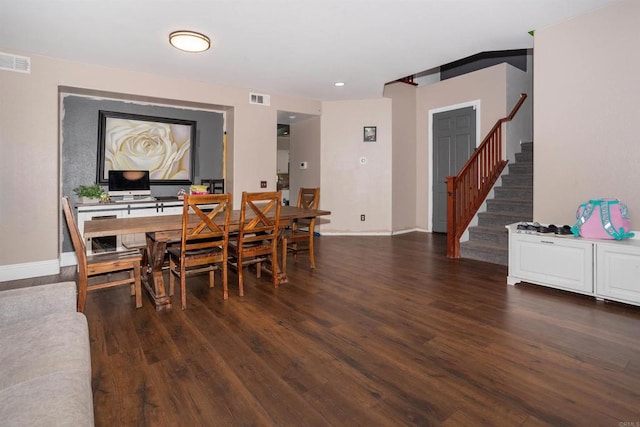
[0,52,31,74]
[249,92,270,106]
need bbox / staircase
[459,142,533,265]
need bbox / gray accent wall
[61,95,224,252]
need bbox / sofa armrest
[0,282,77,327]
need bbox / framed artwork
[96,110,196,184]
[363,126,377,142]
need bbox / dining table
[83,205,331,311]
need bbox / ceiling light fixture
[334,82,345,87]
[169,30,211,53]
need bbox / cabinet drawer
[596,244,640,305]
[509,234,593,293]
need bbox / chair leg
[209,268,215,288]
[180,264,187,310]
[292,242,299,263]
[133,263,142,308]
[309,235,316,269]
[272,246,278,288]
[222,261,228,300]
[256,261,262,279]
[237,254,244,297]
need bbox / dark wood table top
[83,205,331,238]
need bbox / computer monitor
[108,170,151,199]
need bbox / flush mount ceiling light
[169,30,211,53]
[334,82,345,87]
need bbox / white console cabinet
[596,242,640,306]
[507,223,640,306]
[76,199,183,254]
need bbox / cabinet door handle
[540,240,555,244]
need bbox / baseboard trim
[319,229,430,237]
[0,259,61,282]
[319,231,393,236]
[392,228,429,235]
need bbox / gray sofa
[0,282,94,426]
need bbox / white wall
[320,99,393,234]
[384,81,418,233]
[534,0,640,225]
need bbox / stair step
[501,174,533,186]
[494,186,533,199]
[520,141,533,152]
[477,211,532,227]
[508,163,533,174]
[459,240,508,266]
[486,198,532,214]
[515,151,533,163]
[468,225,509,246]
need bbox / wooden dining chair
[285,187,320,268]
[228,191,281,296]
[201,178,225,194]
[61,196,143,312]
[168,193,232,309]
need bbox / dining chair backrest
[237,191,282,247]
[201,178,225,194]
[179,193,232,257]
[297,187,320,211]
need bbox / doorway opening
[277,123,290,205]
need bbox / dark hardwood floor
[3,233,640,426]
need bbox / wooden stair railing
[446,93,527,259]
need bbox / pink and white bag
[571,198,634,240]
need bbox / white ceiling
[0,0,612,102]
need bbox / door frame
[427,99,481,232]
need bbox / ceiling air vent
[249,92,270,106]
[0,52,31,74]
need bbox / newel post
[446,176,458,258]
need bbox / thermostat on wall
[300,161,308,169]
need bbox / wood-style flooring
[3,233,640,426]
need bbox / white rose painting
[98,111,195,183]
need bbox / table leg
[143,233,172,311]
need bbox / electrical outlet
[260,181,267,188]
[360,214,365,221]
